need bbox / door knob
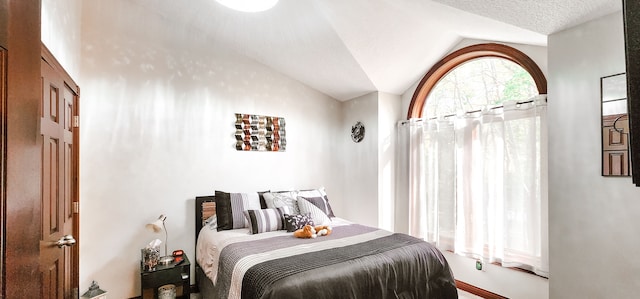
[56,235,76,248]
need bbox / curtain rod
[399,96,547,125]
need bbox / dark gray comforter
[212,224,458,299]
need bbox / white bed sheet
[196,217,353,285]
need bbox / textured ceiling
[111,0,621,101]
[433,0,622,35]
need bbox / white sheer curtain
[397,95,548,276]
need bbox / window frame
[407,43,547,119]
[407,42,549,276]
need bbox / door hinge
[73,202,79,214]
[73,116,79,128]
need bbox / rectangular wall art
[235,113,286,152]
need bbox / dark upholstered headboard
[195,195,216,242]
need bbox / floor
[458,289,485,299]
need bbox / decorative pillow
[297,196,331,225]
[283,213,314,232]
[244,207,290,234]
[215,191,262,231]
[263,191,300,215]
[204,215,217,230]
[201,201,217,229]
[296,187,327,198]
[301,196,335,218]
[258,191,270,209]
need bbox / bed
[194,190,458,299]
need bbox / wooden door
[602,114,630,176]
[40,46,80,299]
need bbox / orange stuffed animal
[293,225,333,238]
[293,225,317,238]
[315,225,332,236]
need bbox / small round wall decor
[351,121,365,143]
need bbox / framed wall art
[235,113,286,152]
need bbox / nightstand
[140,254,190,299]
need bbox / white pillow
[296,187,327,198]
[297,196,331,225]
[204,215,217,230]
[263,191,300,214]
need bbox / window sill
[445,249,548,279]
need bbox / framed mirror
[601,73,630,176]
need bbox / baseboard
[456,279,507,299]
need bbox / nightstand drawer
[141,267,189,285]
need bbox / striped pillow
[215,191,263,231]
[243,207,290,234]
[300,196,335,218]
[297,197,331,225]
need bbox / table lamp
[146,214,174,265]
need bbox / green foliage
[425,58,537,118]
[501,68,536,103]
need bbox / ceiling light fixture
[216,0,279,12]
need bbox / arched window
[401,43,549,276]
[407,43,546,119]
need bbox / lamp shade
[146,215,166,233]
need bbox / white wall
[41,0,82,80]
[548,11,640,298]
[339,91,402,230]
[79,2,343,298]
[340,93,379,226]
[378,92,402,231]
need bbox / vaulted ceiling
[122,0,622,101]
